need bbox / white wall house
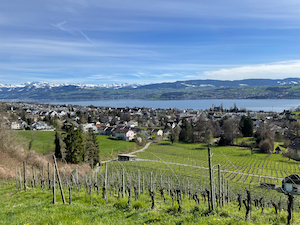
[115,128,135,141]
[82,123,98,133]
[11,121,21,130]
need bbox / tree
[169,126,180,144]
[203,129,213,145]
[255,121,275,153]
[239,115,253,137]
[290,121,300,136]
[219,118,239,145]
[179,118,192,143]
[65,125,84,164]
[85,128,99,166]
[259,139,274,154]
[275,131,283,142]
[54,131,62,159]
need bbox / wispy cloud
[203,60,300,80]
[78,29,93,43]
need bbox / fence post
[53,155,66,204]
[15,167,18,191]
[208,147,215,210]
[138,169,141,195]
[218,164,222,208]
[53,163,56,204]
[19,167,22,190]
[23,162,27,191]
[76,167,79,193]
[122,168,125,198]
[48,162,50,189]
[105,163,108,202]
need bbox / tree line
[54,125,99,166]
[168,114,284,154]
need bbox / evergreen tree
[65,125,84,164]
[179,118,192,143]
[169,126,180,144]
[239,115,254,137]
[54,131,62,158]
[85,128,99,166]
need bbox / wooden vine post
[122,168,125,198]
[15,167,18,191]
[208,147,215,211]
[138,169,141,195]
[47,162,50,189]
[53,163,56,204]
[53,155,66,204]
[23,162,27,191]
[218,164,222,208]
[104,162,108,202]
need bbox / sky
[1,0,300,85]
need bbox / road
[93,142,152,174]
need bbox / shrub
[259,139,274,154]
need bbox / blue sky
[1,0,300,85]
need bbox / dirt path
[93,142,152,174]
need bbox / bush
[259,139,274,154]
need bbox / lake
[40,99,300,112]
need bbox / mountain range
[1,78,300,101]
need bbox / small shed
[275,146,282,154]
[282,174,300,194]
[118,154,136,161]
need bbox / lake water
[41,99,300,112]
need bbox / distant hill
[1,78,300,101]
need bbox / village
[1,101,300,160]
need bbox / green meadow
[13,131,137,160]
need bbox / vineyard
[2,141,300,224]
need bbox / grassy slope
[133,141,299,184]
[13,131,137,160]
[0,180,298,225]
[14,130,55,155]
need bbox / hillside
[1,78,300,101]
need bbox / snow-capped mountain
[0,78,300,101]
[0,82,140,91]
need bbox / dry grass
[0,123,91,179]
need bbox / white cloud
[203,60,300,80]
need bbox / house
[105,126,115,136]
[282,174,300,194]
[118,154,136,161]
[82,123,98,133]
[275,147,282,154]
[98,126,108,135]
[114,127,135,141]
[25,114,39,122]
[286,137,300,160]
[153,129,163,136]
[31,121,54,130]
[127,120,138,127]
[11,121,21,130]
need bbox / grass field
[1,180,299,225]
[130,141,299,186]
[14,130,56,155]
[3,137,300,224]
[13,131,137,160]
